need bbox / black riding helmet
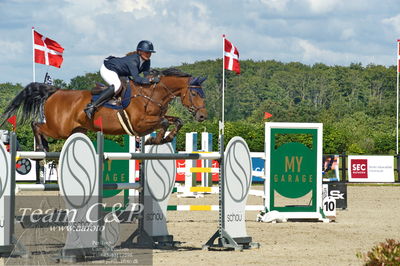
[137,40,156,53]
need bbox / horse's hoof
[163,136,174,143]
[160,138,169,144]
[84,108,94,120]
[144,138,154,145]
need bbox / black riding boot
[84,85,115,119]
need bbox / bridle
[131,78,205,116]
[181,85,206,115]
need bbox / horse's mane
[150,68,192,77]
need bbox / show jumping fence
[0,131,259,262]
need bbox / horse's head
[147,68,208,122]
[181,76,208,122]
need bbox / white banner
[348,155,394,182]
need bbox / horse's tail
[1,82,59,126]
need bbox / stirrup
[84,105,96,120]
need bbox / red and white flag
[33,30,64,68]
[224,37,240,74]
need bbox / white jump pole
[179,132,198,197]
[201,132,213,187]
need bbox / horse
[1,68,207,151]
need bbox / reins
[130,79,205,115]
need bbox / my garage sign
[348,156,394,182]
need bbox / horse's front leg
[161,116,183,143]
[144,117,169,145]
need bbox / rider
[84,40,160,119]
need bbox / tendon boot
[84,85,115,119]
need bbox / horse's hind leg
[31,122,49,151]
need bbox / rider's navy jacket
[103,53,151,84]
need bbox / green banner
[270,128,318,212]
[95,136,129,198]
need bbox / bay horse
[1,68,207,151]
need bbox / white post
[129,136,139,198]
[397,39,400,154]
[201,132,212,187]
[221,34,226,135]
[32,27,36,83]
[178,132,199,198]
[32,27,36,151]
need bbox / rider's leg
[84,85,115,119]
[84,64,121,119]
[100,63,122,90]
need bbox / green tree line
[0,59,397,154]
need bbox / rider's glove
[149,77,160,84]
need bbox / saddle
[90,78,132,110]
[90,79,137,136]
[91,82,108,95]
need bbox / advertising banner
[348,155,394,182]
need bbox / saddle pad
[91,83,132,110]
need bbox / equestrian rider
[84,40,159,119]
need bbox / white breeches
[100,63,121,92]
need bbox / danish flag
[224,36,240,74]
[33,30,64,68]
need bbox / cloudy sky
[1,0,400,84]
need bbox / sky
[1,0,400,85]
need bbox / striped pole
[16,184,59,191]
[172,186,264,197]
[167,205,264,211]
[16,151,60,160]
[20,149,195,162]
[16,183,142,192]
[104,152,220,161]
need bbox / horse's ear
[190,77,199,85]
[198,77,207,84]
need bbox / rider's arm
[140,60,159,83]
[142,60,150,77]
[127,56,151,84]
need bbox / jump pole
[16,183,141,192]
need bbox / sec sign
[350,159,368,178]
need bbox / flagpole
[397,39,400,154]
[32,27,35,82]
[221,34,225,135]
[32,27,36,150]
